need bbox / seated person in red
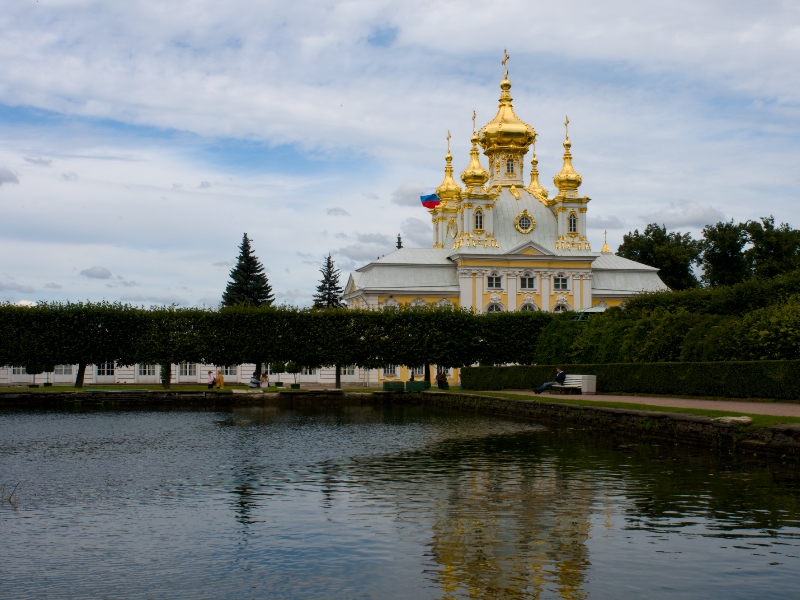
[534,367,566,395]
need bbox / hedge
[460,361,800,400]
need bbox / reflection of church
[344,55,666,315]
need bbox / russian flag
[420,188,440,209]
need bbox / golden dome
[478,70,536,155]
[525,144,549,202]
[436,131,462,203]
[553,118,582,197]
[460,117,489,188]
[601,230,611,253]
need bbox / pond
[1,404,799,599]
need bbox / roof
[591,253,660,271]
[361,248,454,268]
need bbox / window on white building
[342,365,355,376]
[223,366,237,376]
[487,273,502,289]
[553,276,569,290]
[138,364,156,377]
[520,276,536,289]
[55,365,73,375]
[302,367,317,376]
[179,363,197,377]
[569,213,578,233]
[411,366,424,377]
[474,210,483,230]
[97,362,115,377]
[12,366,27,375]
[506,159,514,174]
[383,365,397,377]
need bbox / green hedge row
[461,361,800,400]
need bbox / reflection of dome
[460,132,489,188]
[478,76,536,155]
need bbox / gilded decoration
[601,230,611,253]
[514,209,536,234]
[509,185,521,200]
[526,143,550,203]
[435,131,463,203]
[553,117,583,198]
[447,217,458,239]
[460,112,490,189]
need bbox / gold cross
[565,115,570,140]
[446,130,451,153]
[502,49,510,77]
[472,110,476,134]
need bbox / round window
[518,216,531,230]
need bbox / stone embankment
[1,389,798,459]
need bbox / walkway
[501,390,800,418]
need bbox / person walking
[214,369,224,389]
[207,369,215,389]
[436,368,447,390]
[534,367,566,395]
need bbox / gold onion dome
[553,118,582,197]
[461,120,489,188]
[526,145,549,201]
[435,131,462,203]
[478,72,536,154]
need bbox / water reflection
[1,405,800,599]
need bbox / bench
[549,374,596,395]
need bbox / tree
[617,223,701,290]
[699,220,751,287]
[745,216,800,280]
[313,254,344,309]
[222,234,274,307]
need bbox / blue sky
[1,0,798,306]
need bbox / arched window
[487,271,502,289]
[474,209,483,230]
[553,304,569,313]
[506,159,514,174]
[486,304,503,313]
[569,212,578,233]
[519,304,538,311]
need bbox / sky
[1,0,798,307]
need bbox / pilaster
[540,271,551,312]
[507,271,517,311]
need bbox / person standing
[215,370,224,389]
[534,367,566,395]
[436,368,447,390]
[207,369,215,389]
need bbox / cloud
[0,281,34,293]
[275,288,313,305]
[24,157,52,166]
[198,295,220,307]
[198,180,211,188]
[401,217,433,247]
[61,172,78,181]
[326,207,350,216]
[15,300,36,307]
[80,266,112,279]
[44,282,62,289]
[642,200,725,229]
[587,215,626,230]
[363,192,379,200]
[391,182,425,207]
[212,260,234,267]
[334,232,348,239]
[367,25,399,48]
[119,293,188,305]
[0,166,19,186]
[355,232,392,245]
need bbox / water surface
[1,405,799,598]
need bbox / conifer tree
[313,254,344,309]
[396,234,403,249]
[222,234,274,307]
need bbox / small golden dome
[436,131,462,203]
[601,230,611,253]
[461,131,489,188]
[525,145,549,202]
[553,119,582,197]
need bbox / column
[540,271,550,311]
[582,273,592,309]
[572,273,582,309]
[464,204,472,235]
[458,269,473,311]
[507,271,517,311]
[475,271,484,314]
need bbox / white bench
[550,374,596,395]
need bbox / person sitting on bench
[534,367,566,395]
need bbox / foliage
[313,254,345,309]
[745,216,800,280]
[700,220,751,287]
[617,223,701,290]
[461,361,800,400]
[222,233,274,307]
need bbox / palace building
[343,60,667,315]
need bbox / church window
[486,304,503,313]
[520,276,536,289]
[97,362,115,377]
[569,213,578,233]
[553,304,569,313]
[553,276,569,290]
[506,159,514,174]
[487,275,502,289]
[518,215,532,231]
[474,209,483,230]
[519,304,537,311]
[138,364,156,377]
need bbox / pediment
[344,274,357,295]
[505,240,554,256]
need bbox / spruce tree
[313,254,344,309]
[222,233,274,307]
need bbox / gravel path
[500,390,800,417]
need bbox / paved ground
[500,390,800,417]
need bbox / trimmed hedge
[461,361,800,400]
